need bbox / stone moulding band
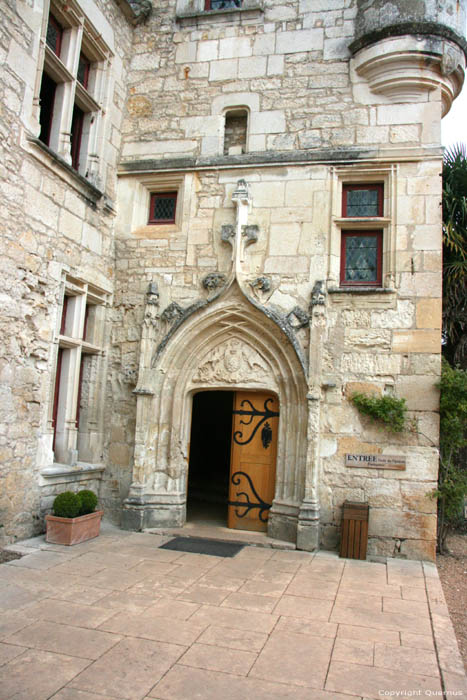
[118,148,378,175]
[349,21,467,59]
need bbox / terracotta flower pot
[45,510,104,546]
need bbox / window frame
[328,167,396,292]
[340,230,383,288]
[35,0,111,184]
[148,191,178,225]
[342,183,384,218]
[52,276,108,466]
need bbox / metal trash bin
[339,501,369,560]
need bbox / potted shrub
[45,489,103,545]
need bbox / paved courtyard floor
[0,523,465,700]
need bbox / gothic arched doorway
[123,284,308,544]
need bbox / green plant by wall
[350,393,408,433]
[77,490,98,516]
[433,359,467,553]
[53,492,81,518]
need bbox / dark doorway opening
[187,391,234,525]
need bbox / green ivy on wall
[350,393,408,433]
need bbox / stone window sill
[27,136,105,206]
[334,217,391,228]
[40,462,105,483]
[328,287,395,295]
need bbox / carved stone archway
[122,284,308,544]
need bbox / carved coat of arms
[192,338,269,384]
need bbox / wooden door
[228,391,279,532]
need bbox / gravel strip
[437,532,467,672]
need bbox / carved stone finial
[127,0,153,23]
[310,280,326,307]
[242,225,258,247]
[146,282,159,305]
[232,179,250,204]
[161,302,184,324]
[202,272,227,291]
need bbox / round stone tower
[349,0,467,116]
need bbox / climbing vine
[350,393,408,433]
[433,359,467,553]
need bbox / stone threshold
[143,523,296,550]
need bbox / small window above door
[148,191,178,224]
[224,109,248,156]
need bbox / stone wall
[0,0,133,545]
[119,0,465,161]
[112,154,442,558]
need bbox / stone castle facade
[1,0,466,559]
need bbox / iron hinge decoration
[232,397,279,447]
[228,471,272,522]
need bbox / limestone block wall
[104,0,461,559]
[0,0,133,544]
[119,0,465,161]
[110,151,442,558]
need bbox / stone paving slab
[0,524,465,700]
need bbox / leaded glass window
[148,192,178,224]
[77,54,91,90]
[46,14,62,57]
[341,232,382,286]
[343,184,383,217]
[206,0,241,9]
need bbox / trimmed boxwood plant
[52,489,98,518]
[53,491,81,518]
[77,489,98,515]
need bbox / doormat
[160,536,245,557]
